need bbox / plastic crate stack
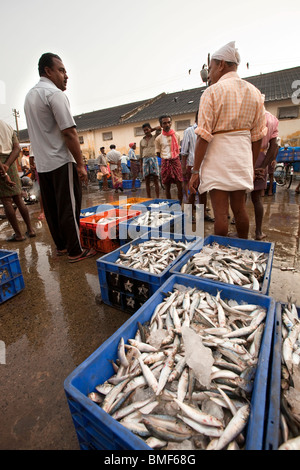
[0,249,25,304]
[79,208,141,253]
[96,232,202,314]
[66,233,300,451]
[276,147,299,163]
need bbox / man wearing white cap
[189,41,267,239]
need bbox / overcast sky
[1,0,299,131]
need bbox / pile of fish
[115,238,192,274]
[88,284,268,450]
[96,216,122,224]
[131,212,175,227]
[180,242,268,291]
[148,202,168,209]
[278,299,300,450]
[80,211,95,217]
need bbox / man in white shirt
[106,144,123,192]
[21,148,30,175]
[24,53,95,262]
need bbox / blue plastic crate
[64,273,276,451]
[121,179,141,189]
[130,198,181,214]
[119,211,184,245]
[97,232,203,313]
[294,149,300,162]
[170,234,274,295]
[265,181,277,195]
[276,148,294,163]
[264,302,300,450]
[80,204,116,219]
[0,249,25,303]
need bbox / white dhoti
[198,130,254,194]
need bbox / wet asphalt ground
[0,177,299,450]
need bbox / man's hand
[77,164,88,184]
[5,174,16,187]
[189,173,199,194]
[0,164,9,177]
[1,171,16,187]
[254,167,266,181]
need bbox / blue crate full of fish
[130,198,181,214]
[264,301,300,450]
[64,273,276,451]
[0,249,25,304]
[170,234,274,295]
[119,210,184,245]
[97,232,203,314]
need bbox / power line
[12,109,20,138]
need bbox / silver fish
[88,283,269,450]
[213,404,250,450]
[180,242,266,290]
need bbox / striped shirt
[128,148,138,160]
[181,123,197,166]
[195,71,267,143]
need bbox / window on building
[175,119,191,131]
[134,127,144,136]
[278,106,299,120]
[79,136,84,144]
[102,131,113,141]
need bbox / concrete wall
[78,101,300,160]
[265,99,300,145]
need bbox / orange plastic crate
[79,208,141,252]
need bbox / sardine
[214,404,250,450]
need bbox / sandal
[25,231,36,238]
[68,248,97,263]
[56,249,68,256]
[6,234,26,242]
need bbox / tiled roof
[73,98,151,131]
[123,87,205,124]
[245,66,300,102]
[18,66,300,141]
